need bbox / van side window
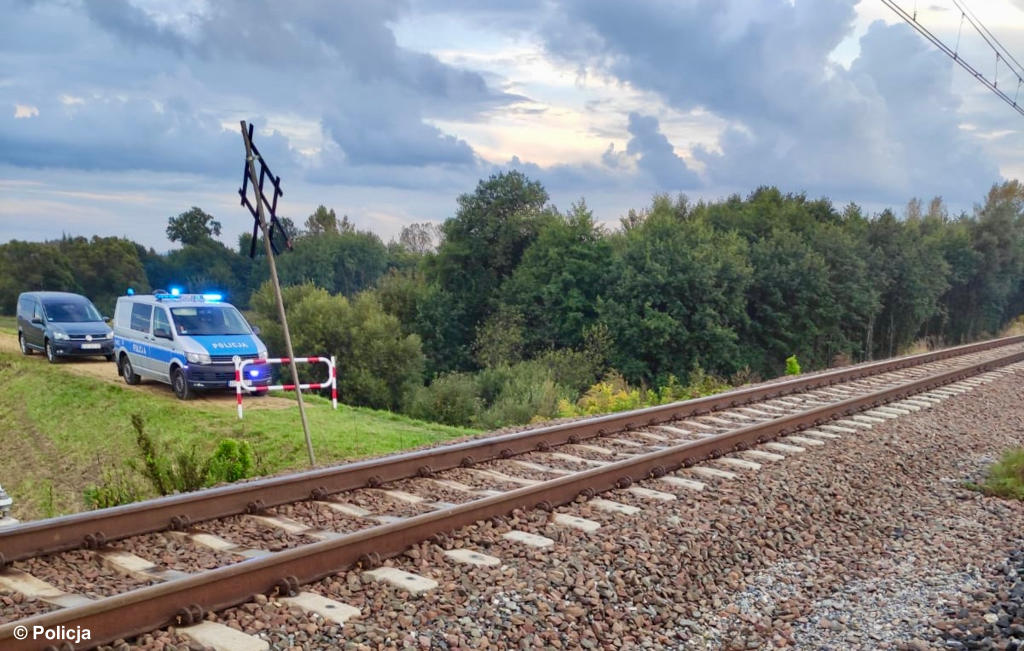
[152,308,171,336]
[32,301,43,322]
[130,303,153,333]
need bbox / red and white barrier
[234,355,337,419]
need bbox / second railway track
[2,335,1024,649]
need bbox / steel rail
[1,335,1021,567]
[2,346,1022,650]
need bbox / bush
[129,414,257,495]
[84,469,145,509]
[407,372,482,427]
[251,282,425,410]
[207,439,255,484]
[477,362,575,429]
[785,355,801,375]
[558,367,731,418]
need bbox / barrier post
[331,356,338,410]
[235,364,243,420]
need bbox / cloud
[625,112,700,189]
[13,104,38,119]
[0,0,518,181]
[535,0,1002,204]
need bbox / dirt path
[0,332,294,410]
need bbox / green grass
[0,315,16,335]
[972,448,1024,500]
[0,350,478,519]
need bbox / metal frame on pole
[240,120,316,466]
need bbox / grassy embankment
[0,322,477,519]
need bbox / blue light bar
[170,287,181,296]
[126,288,135,296]
[202,293,223,302]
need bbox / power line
[880,0,1024,117]
[951,0,1024,80]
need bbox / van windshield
[43,301,102,323]
[170,305,252,336]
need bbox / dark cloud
[0,0,517,179]
[535,0,1003,204]
[625,112,700,189]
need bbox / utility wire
[880,0,1024,117]
[951,0,1024,80]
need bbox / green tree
[251,283,425,410]
[166,207,222,245]
[0,241,79,313]
[597,195,752,385]
[427,171,554,371]
[500,201,613,354]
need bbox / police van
[112,290,271,400]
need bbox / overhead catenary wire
[880,0,1024,117]
[951,0,1024,80]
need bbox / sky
[2,0,1024,250]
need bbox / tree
[500,201,613,353]
[597,196,752,385]
[166,207,222,245]
[251,282,425,410]
[398,222,442,254]
[56,236,150,313]
[0,241,79,313]
[427,171,554,371]
[304,205,340,236]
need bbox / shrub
[129,414,257,495]
[785,355,801,375]
[407,372,482,427]
[207,439,256,484]
[84,469,144,509]
[559,367,731,418]
[251,282,425,410]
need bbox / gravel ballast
[24,365,1024,649]
[292,368,1024,649]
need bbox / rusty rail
[1,334,1021,566]
[2,345,1022,650]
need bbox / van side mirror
[103,315,111,322]
[251,325,261,336]
[31,317,43,325]
[153,327,173,340]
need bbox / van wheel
[120,355,141,385]
[45,340,59,364]
[19,333,32,355]
[171,367,193,400]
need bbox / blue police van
[112,290,271,400]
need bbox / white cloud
[13,104,38,119]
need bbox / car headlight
[53,332,69,341]
[105,330,114,339]
[186,351,211,364]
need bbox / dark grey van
[17,291,114,363]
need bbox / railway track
[1,335,1023,650]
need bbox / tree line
[1,173,1022,427]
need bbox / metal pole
[240,121,316,466]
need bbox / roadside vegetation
[970,449,1024,501]
[0,350,476,519]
